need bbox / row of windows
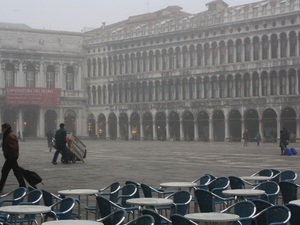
[3,63,75,90]
[87,68,300,105]
[87,31,300,77]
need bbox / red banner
[5,87,61,105]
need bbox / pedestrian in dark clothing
[280,127,290,155]
[243,129,249,146]
[52,123,68,164]
[46,130,54,147]
[0,123,26,193]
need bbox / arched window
[253,72,259,96]
[261,72,268,96]
[220,41,226,64]
[244,74,250,97]
[235,75,241,97]
[270,71,277,95]
[280,33,287,57]
[26,64,35,87]
[236,39,242,62]
[271,34,278,59]
[46,65,55,88]
[289,31,297,57]
[5,63,15,87]
[262,36,269,60]
[253,36,260,61]
[196,44,202,66]
[289,69,296,94]
[279,70,286,95]
[204,43,210,65]
[228,40,234,63]
[66,66,74,90]
[244,38,251,61]
[227,76,233,97]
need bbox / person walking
[52,123,68,165]
[279,127,290,155]
[46,130,54,148]
[243,129,249,146]
[255,131,261,146]
[0,123,26,193]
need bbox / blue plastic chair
[279,181,300,205]
[286,203,300,225]
[125,215,155,225]
[221,200,256,225]
[44,197,77,221]
[141,209,171,225]
[253,205,291,225]
[97,209,126,225]
[253,181,280,204]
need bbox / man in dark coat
[0,123,26,192]
[52,123,68,164]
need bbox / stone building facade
[1,0,300,142]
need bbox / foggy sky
[0,0,260,32]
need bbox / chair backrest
[96,196,113,219]
[279,181,298,204]
[252,169,273,177]
[20,189,43,205]
[99,209,126,225]
[125,181,141,198]
[171,191,192,215]
[254,205,291,225]
[286,203,300,225]
[270,169,281,183]
[141,184,153,197]
[253,181,279,204]
[194,189,214,212]
[280,170,297,182]
[109,181,121,203]
[208,176,230,197]
[229,176,245,189]
[42,189,61,207]
[251,199,273,214]
[126,215,154,225]
[11,187,27,205]
[170,214,198,225]
[222,201,256,225]
[142,209,171,225]
[56,197,76,220]
[118,184,137,207]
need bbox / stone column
[259,119,263,142]
[225,118,228,141]
[180,119,183,141]
[18,109,23,140]
[117,120,120,140]
[258,73,262,97]
[277,120,281,143]
[106,120,109,140]
[296,119,300,140]
[287,38,290,57]
[140,119,144,140]
[39,63,44,87]
[38,109,44,137]
[241,119,245,140]
[166,118,170,141]
[194,119,198,141]
[19,62,23,87]
[153,121,157,141]
[209,118,213,141]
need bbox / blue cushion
[285,148,292,155]
[291,147,297,155]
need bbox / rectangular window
[26,72,35,87]
[5,71,14,87]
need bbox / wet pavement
[1,139,298,193]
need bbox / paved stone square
[1,139,299,193]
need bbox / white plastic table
[160,182,197,190]
[0,205,51,225]
[126,197,173,207]
[58,189,99,219]
[42,220,103,225]
[222,189,265,201]
[185,212,240,224]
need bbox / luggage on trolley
[49,133,87,163]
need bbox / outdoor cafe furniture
[222,189,265,201]
[42,220,103,225]
[58,189,99,219]
[185,212,240,224]
[0,205,51,225]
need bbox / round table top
[289,199,300,205]
[160,182,197,188]
[185,212,240,222]
[240,176,271,181]
[223,189,265,196]
[58,189,99,195]
[0,205,51,214]
[126,197,173,206]
[42,220,103,225]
